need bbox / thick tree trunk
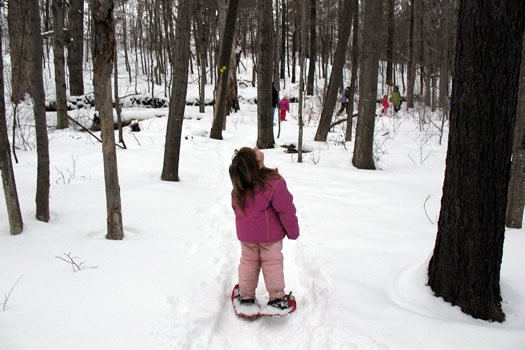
[256,0,274,149]
[352,0,383,170]
[8,0,32,103]
[0,29,23,236]
[92,0,124,240]
[67,0,85,96]
[306,0,316,96]
[53,0,68,129]
[506,32,525,229]
[29,0,50,223]
[210,0,240,140]
[161,0,193,181]
[314,0,353,142]
[428,0,525,322]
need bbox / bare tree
[386,0,394,86]
[8,0,32,104]
[428,0,525,322]
[0,23,23,236]
[345,0,359,142]
[67,0,85,96]
[161,0,193,181]
[256,0,274,149]
[506,31,525,229]
[314,0,353,142]
[306,0,316,96]
[53,0,69,129]
[92,0,124,240]
[352,0,383,170]
[406,0,416,108]
[210,0,240,140]
[29,0,51,223]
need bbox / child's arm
[271,179,300,239]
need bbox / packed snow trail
[153,114,389,350]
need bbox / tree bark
[210,0,240,140]
[352,0,383,170]
[0,26,23,236]
[506,31,525,229]
[161,0,193,181]
[345,0,359,142]
[406,0,416,108]
[306,0,316,96]
[256,0,275,149]
[53,0,69,129]
[93,0,124,240]
[29,0,51,223]
[67,0,85,96]
[314,0,353,142]
[386,0,394,86]
[8,0,32,103]
[428,0,525,322]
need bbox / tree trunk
[345,0,359,142]
[506,31,525,229]
[256,0,274,149]
[406,0,416,108]
[0,26,23,236]
[386,0,394,86]
[210,0,240,140]
[53,0,68,129]
[314,0,353,142]
[92,0,124,240]
[29,0,51,223]
[352,0,383,170]
[428,0,525,322]
[194,0,208,113]
[8,0,32,103]
[306,0,316,96]
[438,0,451,110]
[161,0,193,181]
[67,0,85,96]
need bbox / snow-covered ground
[1,64,524,349]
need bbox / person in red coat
[279,96,290,121]
[382,95,389,116]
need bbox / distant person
[279,95,290,121]
[272,83,279,124]
[336,86,350,116]
[229,147,299,309]
[382,95,389,116]
[391,86,401,113]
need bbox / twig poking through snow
[424,194,435,225]
[2,275,23,311]
[56,252,97,272]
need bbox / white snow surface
[1,71,524,350]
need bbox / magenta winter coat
[232,171,299,244]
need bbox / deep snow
[0,60,524,350]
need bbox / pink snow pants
[238,240,286,300]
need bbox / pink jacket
[279,98,290,112]
[232,171,299,243]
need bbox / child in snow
[382,95,389,116]
[229,147,299,308]
[336,87,350,116]
[279,96,290,121]
[391,85,402,113]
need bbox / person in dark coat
[272,83,279,124]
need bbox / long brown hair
[229,147,280,212]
